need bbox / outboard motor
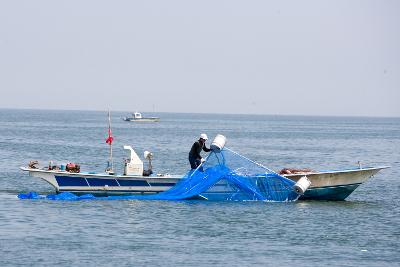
[143,151,153,176]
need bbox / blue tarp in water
[18,148,299,202]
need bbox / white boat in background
[123,112,160,122]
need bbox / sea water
[0,109,399,266]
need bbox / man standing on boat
[189,133,211,170]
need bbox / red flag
[106,127,113,144]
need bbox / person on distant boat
[188,133,211,170]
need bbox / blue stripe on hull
[87,178,119,187]
[148,182,175,186]
[117,180,149,187]
[300,183,361,201]
[59,190,162,196]
[55,176,152,187]
[55,176,88,187]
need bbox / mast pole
[108,109,114,172]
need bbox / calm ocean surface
[0,109,399,266]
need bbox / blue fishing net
[18,148,299,202]
[195,148,299,201]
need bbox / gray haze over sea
[1,1,399,117]
[0,109,399,266]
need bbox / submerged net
[18,147,299,202]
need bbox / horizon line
[0,107,399,119]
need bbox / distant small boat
[123,112,160,122]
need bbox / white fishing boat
[123,112,160,122]
[282,166,389,200]
[20,146,389,200]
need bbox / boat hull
[283,167,387,200]
[300,183,361,200]
[20,166,388,200]
[123,117,160,122]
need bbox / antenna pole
[107,109,114,173]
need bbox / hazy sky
[0,0,399,117]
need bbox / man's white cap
[200,133,208,140]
